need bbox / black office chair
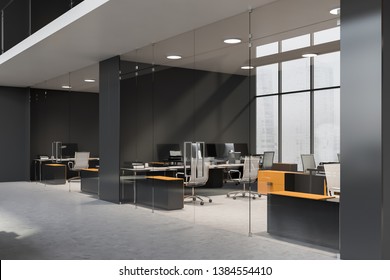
[67,152,90,191]
[226,156,261,199]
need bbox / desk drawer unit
[257,170,285,194]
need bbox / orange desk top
[269,191,333,200]
[45,163,66,167]
[81,168,99,172]
[146,176,183,181]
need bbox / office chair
[67,152,90,191]
[177,158,212,205]
[324,163,340,197]
[301,154,317,173]
[261,151,275,170]
[226,156,261,199]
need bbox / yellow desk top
[269,191,333,200]
[45,163,66,167]
[146,176,183,181]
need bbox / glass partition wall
[119,10,257,235]
[118,0,340,239]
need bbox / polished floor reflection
[0,181,337,260]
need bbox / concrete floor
[0,181,338,260]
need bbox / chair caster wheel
[242,193,246,197]
[193,197,196,201]
[209,199,212,203]
[226,194,230,197]
[200,201,204,205]
[233,197,236,200]
[252,197,256,200]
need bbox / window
[314,89,340,163]
[256,64,278,96]
[281,92,310,170]
[255,27,340,169]
[256,96,278,159]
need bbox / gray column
[99,56,121,203]
[340,0,390,259]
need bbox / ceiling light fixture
[224,38,242,44]
[330,7,340,15]
[62,85,72,89]
[241,65,254,70]
[167,55,182,60]
[302,53,318,58]
[84,79,96,83]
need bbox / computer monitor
[157,143,180,161]
[234,143,248,157]
[228,151,241,164]
[61,143,78,158]
[205,143,217,157]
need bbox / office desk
[80,168,99,194]
[121,163,243,188]
[258,170,326,195]
[134,176,184,210]
[43,163,67,184]
[267,191,339,250]
[34,157,99,182]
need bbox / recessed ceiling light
[167,55,182,60]
[330,7,340,15]
[241,65,254,70]
[62,85,72,89]
[224,38,242,44]
[84,79,96,83]
[302,53,318,58]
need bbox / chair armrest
[228,169,241,180]
[176,172,190,182]
[68,161,74,169]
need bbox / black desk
[80,168,99,194]
[135,176,184,210]
[42,163,67,184]
[267,191,339,250]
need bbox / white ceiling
[0,0,340,93]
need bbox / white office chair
[226,156,261,199]
[324,163,340,197]
[177,158,212,205]
[67,152,90,191]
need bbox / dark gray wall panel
[120,66,252,164]
[340,0,384,259]
[100,56,121,203]
[31,0,71,33]
[382,0,390,259]
[0,87,30,182]
[30,89,99,161]
[3,0,29,52]
[69,92,99,156]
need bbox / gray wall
[0,86,30,182]
[340,0,390,259]
[30,89,99,162]
[99,56,121,203]
[120,66,254,164]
